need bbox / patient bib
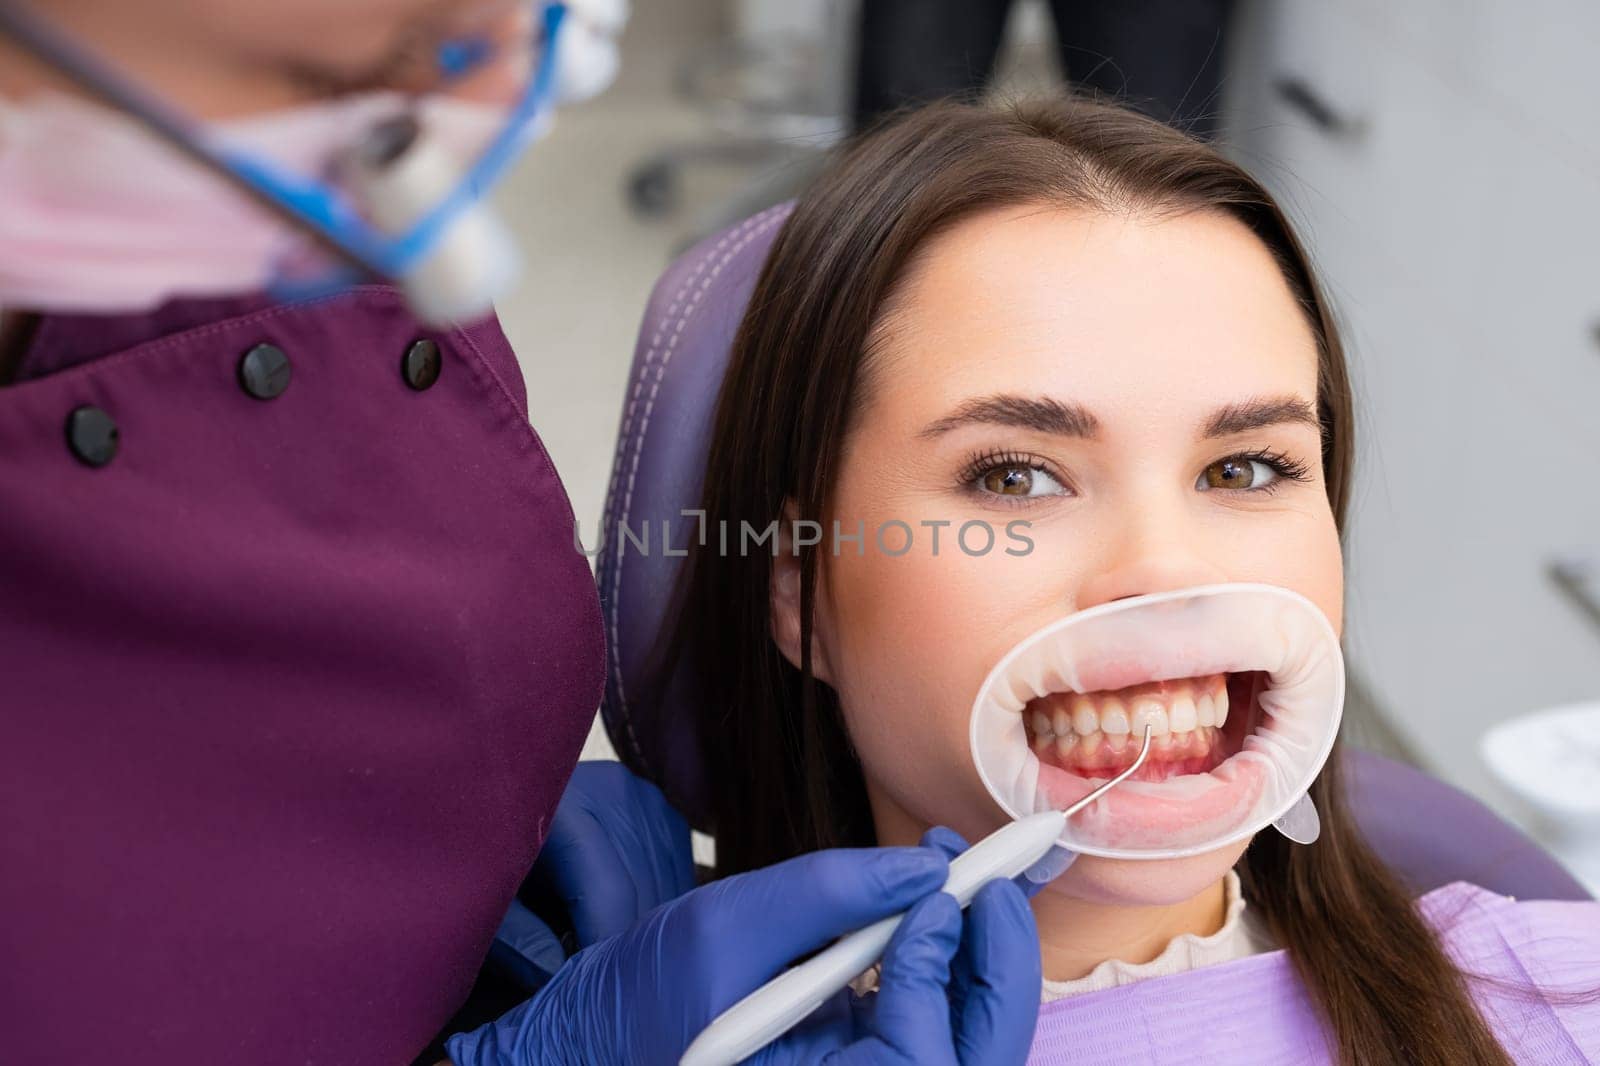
[1027,882,1600,1065]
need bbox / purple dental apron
[0,288,605,1065]
[1027,882,1600,1065]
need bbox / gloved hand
[446,832,1041,1066]
[487,761,697,991]
[529,760,697,944]
[770,827,1043,1066]
[917,826,1044,1057]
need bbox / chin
[1043,837,1253,907]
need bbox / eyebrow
[916,393,1320,440]
[918,395,1099,439]
[1200,396,1321,438]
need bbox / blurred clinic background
[492,0,1600,889]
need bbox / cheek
[820,534,1073,842]
[1045,837,1254,907]
[1264,511,1345,636]
[1198,506,1345,637]
[1316,522,1345,635]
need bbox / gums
[1023,671,1265,784]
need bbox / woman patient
[658,97,1599,1063]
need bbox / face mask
[0,1,626,322]
[0,91,508,316]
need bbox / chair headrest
[596,203,793,827]
[595,206,1590,903]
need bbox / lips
[1023,671,1270,848]
[1033,747,1270,850]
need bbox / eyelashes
[1226,448,1314,492]
[956,449,1066,491]
[957,446,1316,501]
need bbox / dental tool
[678,728,1155,1066]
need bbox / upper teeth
[1025,674,1229,741]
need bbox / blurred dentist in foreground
[0,2,1041,1064]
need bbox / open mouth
[969,583,1345,858]
[1022,670,1265,784]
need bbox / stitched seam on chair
[601,212,768,555]
[606,205,788,771]
[597,213,764,770]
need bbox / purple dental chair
[594,205,1591,904]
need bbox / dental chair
[594,204,1592,904]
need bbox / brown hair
[662,97,1513,1065]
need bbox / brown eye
[983,466,1035,495]
[1199,457,1275,491]
[976,463,1066,498]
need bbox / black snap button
[65,405,119,468]
[402,338,442,391]
[238,343,292,400]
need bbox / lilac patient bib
[1027,882,1600,1065]
[0,289,604,1065]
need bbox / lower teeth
[1031,725,1221,773]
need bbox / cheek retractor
[970,582,1345,861]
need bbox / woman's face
[778,204,1344,906]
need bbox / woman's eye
[979,464,1066,498]
[1198,457,1279,492]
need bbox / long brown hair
[662,97,1513,1066]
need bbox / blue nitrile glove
[487,761,696,992]
[486,900,571,994]
[917,827,1044,1060]
[446,838,1041,1066]
[529,760,696,944]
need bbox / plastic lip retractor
[969,582,1346,861]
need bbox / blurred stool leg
[853,0,1015,133]
[1046,0,1236,139]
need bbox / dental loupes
[678,727,1156,1066]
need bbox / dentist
[0,3,1041,1065]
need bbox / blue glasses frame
[0,1,568,289]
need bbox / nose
[1073,508,1230,612]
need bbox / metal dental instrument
[680,727,1156,1066]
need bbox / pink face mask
[0,91,506,314]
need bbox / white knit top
[848,869,1276,1003]
[1039,870,1275,1001]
